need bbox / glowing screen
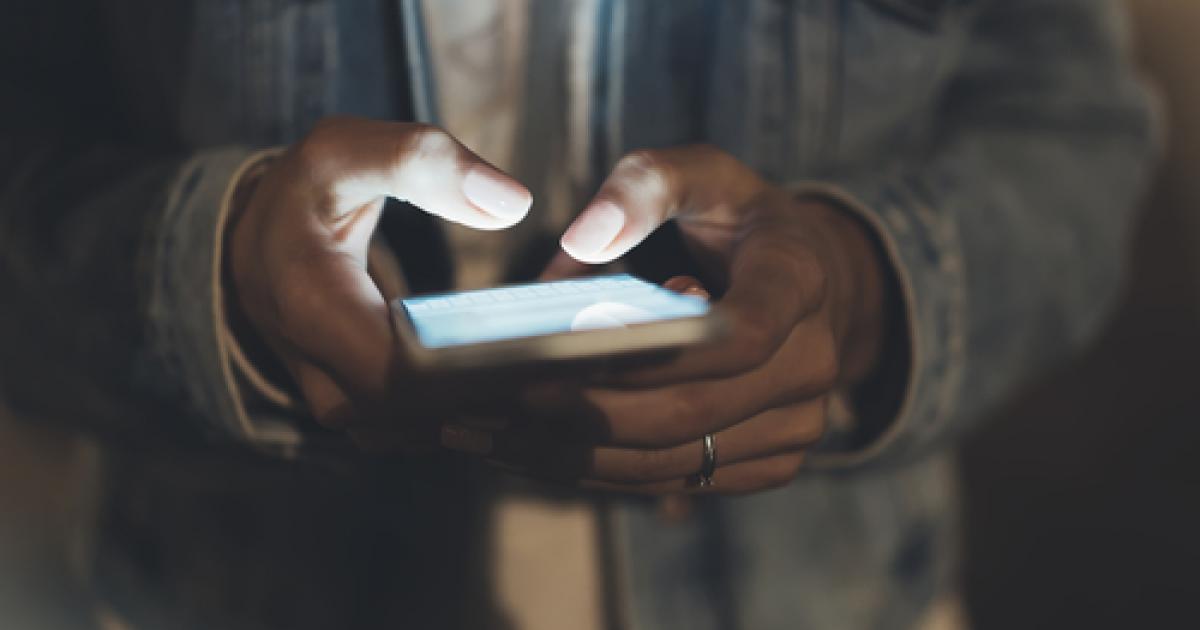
[400,274,709,349]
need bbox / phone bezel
[390,281,726,370]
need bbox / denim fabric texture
[0,1,1156,628]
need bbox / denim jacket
[0,1,1155,628]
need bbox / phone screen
[399,274,709,349]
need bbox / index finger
[293,117,533,231]
[604,222,829,387]
[559,145,767,264]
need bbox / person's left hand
[443,146,893,494]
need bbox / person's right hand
[225,117,531,449]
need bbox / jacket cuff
[150,147,302,455]
[789,177,967,470]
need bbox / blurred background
[2,1,1197,628]
[961,1,1200,628]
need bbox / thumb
[559,146,767,264]
[298,117,534,231]
[538,249,594,281]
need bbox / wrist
[222,154,271,330]
[220,154,292,389]
[797,196,890,384]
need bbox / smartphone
[392,273,724,370]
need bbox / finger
[582,398,823,482]
[481,399,824,484]
[579,452,806,496]
[271,244,401,414]
[662,275,709,300]
[559,145,767,264]
[284,355,355,429]
[296,117,531,231]
[235,117,530,438]
[602,209,830,387]
[531,316,837,448]
[538,249,595,281]
[600,319,835,446]
[286,350,446,451]
[366,237,408,302]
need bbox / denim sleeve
[0,133,266,445]
[804,0,1159,469]
[0,3,266,447]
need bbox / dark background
[962,2,1200,628]
[2,2,1197,629]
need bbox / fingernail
[462,167,532,221]
[683,286,711,301]
[561,202,625,261]
[441,424,494,455]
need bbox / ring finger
[472,397,825,484]
[580,451,808,496]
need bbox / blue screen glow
[400,274,709,349]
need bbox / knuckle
[613,150,673,199]
[614,149,661,174]
[644,392,703,447]
[667,391,704,432]
[296,116,351,164]
[730,311,778,367]
[783,409,826,448]
[402,124,459,164]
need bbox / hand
[226,117,531,448]
[454,146,889,494]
